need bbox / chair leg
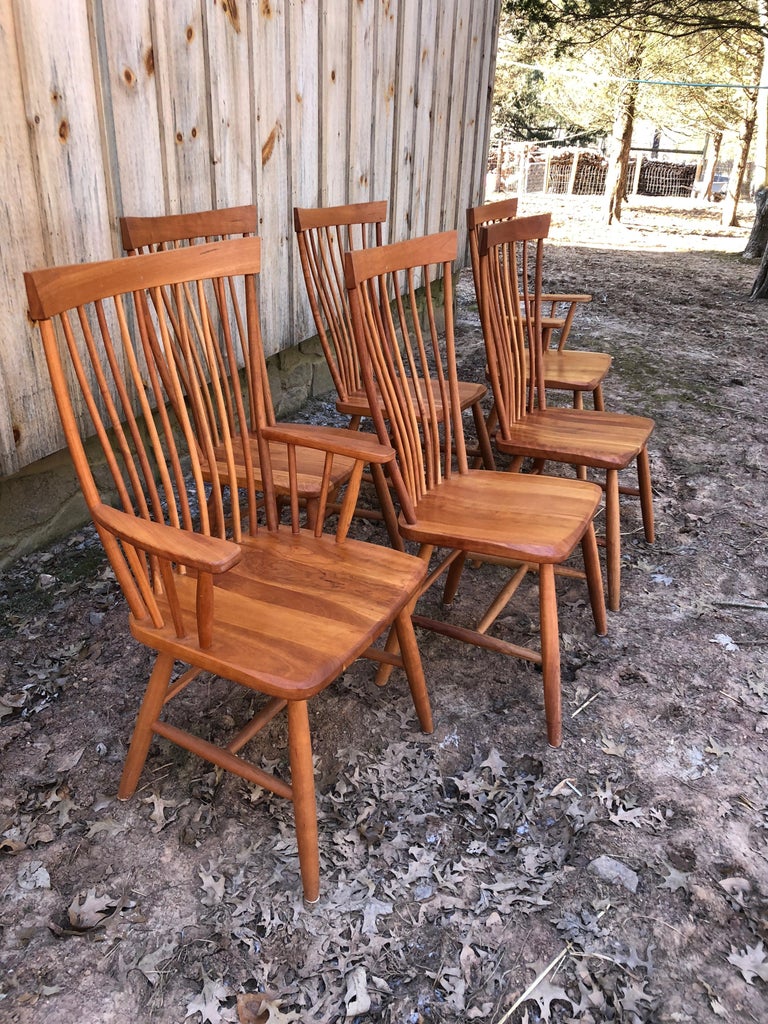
[118,652,175,799]
[305,496,320,531]
[442,552,467,605]
[593,383,605,412]
[472,400,496,470]
[394,609,433,734]
[572,390,584,410]
[605,468,621,612]
[581,522,607,636]
[637,446,655,544]
[539,563,562,748]
[287,700,320,904]
[370,461,404,551]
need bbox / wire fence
[488,143,710,200]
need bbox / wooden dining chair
[344,231,607,748]
[294,201,496,470]
[120,206,356,530]
[467,197,613,411]
[24,237,433,903]
[475,213,655,612]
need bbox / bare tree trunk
[603,33,645,225]
[749,240,768,298]
[744,187,768,258]
[699,130,722,201]
[604,102,637,224]
[721,89,758,228]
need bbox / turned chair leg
[581,522,607,636]
[472,400,496,470]
[604,468,621,612]
[118,652,175,800]
[394,609,434,734]
[287,700,320,904]
[538,562,562,748]
[593,383,605,412]
[637,446,655,544]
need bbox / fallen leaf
[185,974,235,1023]
[67,887,119,930]
[344,966,371,1017]
[727,941,768,985]
[710,633,739,652]
[600,735,627,757]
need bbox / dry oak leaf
[185,974,236,1023]
[236,993,301,1024]
[727,941,768,985]
[67,887,118,930]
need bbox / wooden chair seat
[535,349,613,398]
[399,471,603,565]
[133,526,427,698]
[212,435,355,502]
[336,378,487,421]
[498,407,654,470]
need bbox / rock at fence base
[588,855,639,893]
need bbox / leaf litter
[1,196,768,1022]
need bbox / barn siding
[0,0,500,480]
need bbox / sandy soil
[1,194,767,1024]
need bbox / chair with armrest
[24,236,433,903]
[294,201,496,471]
[344,230,607,748]
[120,205,356,530]
[475,213,655,612]
[467,197,612,412]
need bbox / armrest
[92,503,241,573]
[261,423,395,464]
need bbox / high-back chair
[294,201,496,470]
[467,197,612,412]
[475,214,655,611]
[120,206,355,530]
[24,237,433,903]
[344,231,607,748]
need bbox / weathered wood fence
[0,0,500,483]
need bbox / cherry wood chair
[467,197,613,412]
[24,237,433,903]
[120,206,356,530]
[344,230,607,748]
[294,201,496,470]
[475,213,655,612]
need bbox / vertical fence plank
[14,0,112,263]
[389,0,419,243]
[151,0,213,213]
[408,0,434,244]
[423,0,456,235]
[371,0,397,221]
[319,4,349,207]
[288,0,320,342]
[205,0,254,208]
[442,1,470,239]
[252,0,291,355]
[348,0,375,203]
[0,0,60,472]
[95,0,166,221]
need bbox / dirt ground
[1,194,767,1024]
